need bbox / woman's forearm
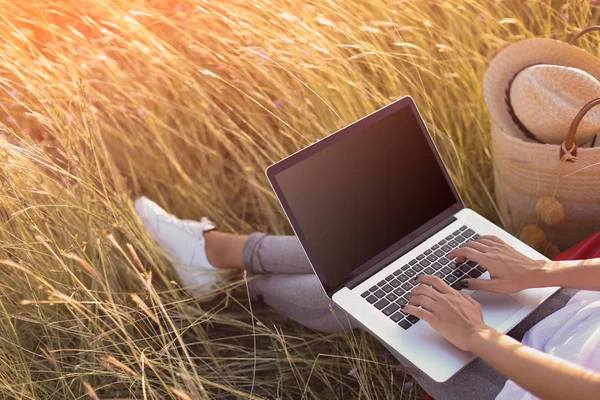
[469,327,600,400]
[535,258,600,291]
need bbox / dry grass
[0,0,597,398]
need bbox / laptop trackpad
[472,291,523,329]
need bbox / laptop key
[438,239,446,246]
[386,274,395,281]
[431,261,443,271]
[459,225,468,231]
[464,228,475,236]
[476,265,487,273]
[374,289,385,298]
[424,266,435,274]
[378,279,387,286]
[441,245,452,253]
[369,284,379,292]
[419,259,431,267]
[467,261,478,268]
[424,249,432,255]
[417,254,425,260]
[361,291,370,298]
[426,254,437,262]
[399,319,412,330]
[450,281,463,290]
[459,234,471,242]
[459,263,471,273]
[448,240,459,247]
[390,312,404,322]
[452,270,464,278]
[374,299,390,310]
[389,279,401,288]
[405,269,416,277]
[386,292,398,302]
[432,244,440,250]
[401,282,412,291]
[393,288,405,297]
[441,266,452,274]
[445,235,453,240]
[434,271,445,278]
[468,269,482,278]
[394,269,403,276]
[472,234,481,240]
[445,274,457,283]
[366,295,378,303]
[381,284,393,293]
[383,303,400,316]
[452,229,461,236]
[407,315,420,324]
[434,250,444,258]
[439,257,451,265]
[409,259,417,266]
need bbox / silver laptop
[265,96,558,382]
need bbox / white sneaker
[134,196,222,297]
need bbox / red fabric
[552,232,600,261]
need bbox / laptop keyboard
[360,225,487,330]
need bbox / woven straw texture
[492,120,600,249]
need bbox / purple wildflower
[562,12,569,21]
[139,107,148,119]
[347,368,357,378]
[175,4,183,12]
[6,116,13,123]
[9,89,17,98]
[478,13,487,23]
[67,114,76,125]
[403,381,413,391]
[592,0,598,5]
[273,99,282,108]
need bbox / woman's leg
[240,233,359,332]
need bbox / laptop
[265,96,558,382]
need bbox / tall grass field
[0,0,597,398]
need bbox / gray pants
[243,233,576,400]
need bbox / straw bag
[493,101,600,251]
[491,28,600,252]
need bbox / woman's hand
[404,275,490,352]
[448,236,551,293]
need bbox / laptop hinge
[344,214,457,290]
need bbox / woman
[135,196,600,400]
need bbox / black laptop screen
[271,100,459,292]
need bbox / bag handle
[569,25,600,45]
[561,98,600,162]
[558,27,600,162]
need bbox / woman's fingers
[402,304,435,323]
[462,240,489,253]
[410,283,442,300]
[480,235,504,244]
[448,246,485,264]
[408,294,438,312]
[416,274,451,294]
